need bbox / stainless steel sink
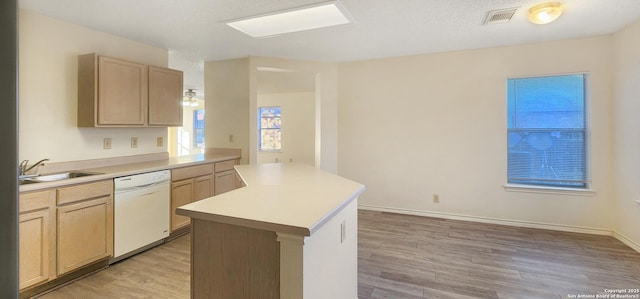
[19,171,104,185]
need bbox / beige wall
[169,99,205,157]
[250,56,339,173]
[612,20,640,250]
[257,92,315,166]
[19,10,169,163]
[205,56,338,171]
[204,58,250,164]
[338,36,616,233]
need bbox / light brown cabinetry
[19,190,56,290]
[56,180,113,275]
[214,159,240,195]
[171,164,214,232]
[78,53,183,127]
[170,159,241,231]
[235,171,246,189]
[214,170,236,196]
[78,54,147,126]
[170,179,195,231]
[148,66,183,126]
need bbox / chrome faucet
[19,158,50,177]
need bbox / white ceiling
[19,0,640,92]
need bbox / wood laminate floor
[36,210,640,299]
[37,235,191,299]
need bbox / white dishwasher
[112,170,170,263]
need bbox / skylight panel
[226,2,352,38]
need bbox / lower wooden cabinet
[234,171,245,189]
[194,175,214,201]
[170,163,213,232]
[171,179,194,231]
[19,190,56,290]
[56,180,113,276]
[170,160,241,232]
[215,170,236,195]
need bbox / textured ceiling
[19,0,640,91]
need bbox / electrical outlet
[433,194,440,203]
[103,138,112,149]
[157,137,163,147]
[340,220,346,243]
[229,134,234,143]
[131,137,138,148]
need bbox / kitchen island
[176,163,365,299]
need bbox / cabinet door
[215,170,237,195]
[98,56,147,125]
[19,190,55,290]
[234,171,245,189]
[148,66,183,126]
[19,209,50,289]
[57,196,113,275]
[171,179,193,232]
[194,175,214,201]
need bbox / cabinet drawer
[57,180,113,205]
[172,163,214,181]
[214,159,237,173]
[20,190,55,213]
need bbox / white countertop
[19,153,240,192]
[176,163,365,236]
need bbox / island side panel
[191,219,280,299]
[302,198,359,299]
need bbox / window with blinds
[507,74,588,188]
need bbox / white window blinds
[507,74,588,188]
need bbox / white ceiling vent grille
[484,7,519,25]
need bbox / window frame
[193,109,205,149]
[258,106,282,152]
[505,73,592,192]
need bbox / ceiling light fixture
[528,2,564,25]
[225,1,353,38]
[183,89,199,107]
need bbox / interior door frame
[0,0,19,297]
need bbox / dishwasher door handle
[115,181,168,194]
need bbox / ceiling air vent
[484,7,519,25]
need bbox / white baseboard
[613,231,640,253]
[359,204,640,254]
[358,204,614,236]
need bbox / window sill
[504,184,596,196]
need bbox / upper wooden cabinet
[148,66,183,126]
[77,53,183,127]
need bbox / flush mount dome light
[226,1,353,38]
[528,2,563,24]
